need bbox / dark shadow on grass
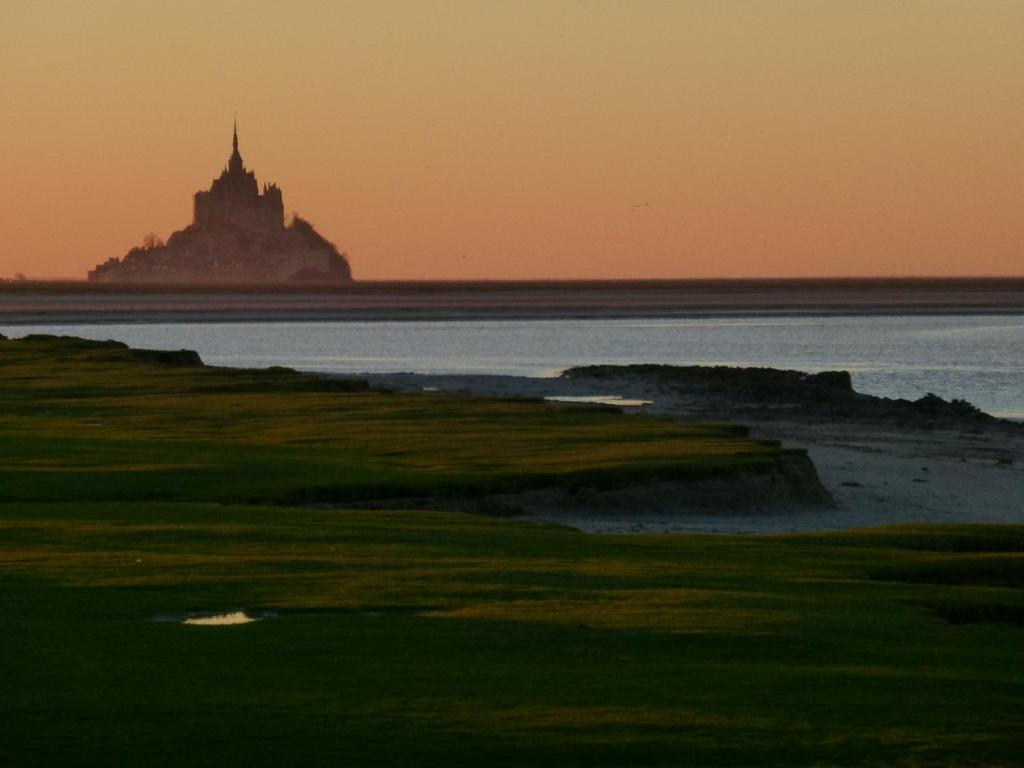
[869,557,1024,589]
[924,601,1024,627]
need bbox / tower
[192,118,281,226]
[228,117,244,174]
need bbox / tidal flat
[1,335,1023,766]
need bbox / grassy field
[0,335,785,505]
[3,505,1023,766]
[1,336,1023,766]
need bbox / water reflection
[183,611,257,626]
[545,395,653,407]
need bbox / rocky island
[88,122,352,284]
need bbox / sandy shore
[358,370,1024,533]
[2,278,1023,323]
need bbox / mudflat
[361,365,1024,533]
[2,277,1023,323]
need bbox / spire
[228,115,243,174]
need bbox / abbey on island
[89,122,353,283]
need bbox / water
[182,611,257,626]
[4,315,1023,418]
[545,396,654,407]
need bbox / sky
[1,1,1022,280]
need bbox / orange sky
[1,1,1022,280]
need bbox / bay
[4,314,1023,418]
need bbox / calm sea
[4,315,1023,418]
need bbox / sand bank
[357,368,1024,533]
[2,278,1023,323]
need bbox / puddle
[545,395,653,407]
[151,609,277,626]
[183,611,257,626]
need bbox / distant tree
[14,272,26,281]
[141,233,165,250]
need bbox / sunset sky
[2,1,1022,280]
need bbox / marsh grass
[0,336,780,505]
[2,505,1023,765]
[2,337,1023,765]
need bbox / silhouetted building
[89,122,352,283]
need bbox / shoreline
[357,369,1024,534]
[2,278,1023,324]
[3,306,1024,325]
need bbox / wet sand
[2,277,1023,323]
[359,370,1024,534]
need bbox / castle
[89,122,353,283]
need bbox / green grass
[0,335,782,505]
[1,335,1023,766]
[2,506,1024,766]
